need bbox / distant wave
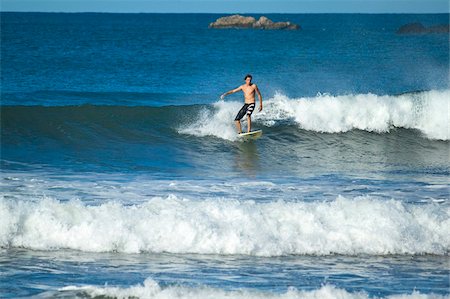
[56,278,447,299]
[180,89,450,141]
[1,196,448,256]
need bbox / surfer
[221,74,263,134]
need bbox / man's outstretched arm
[221,86,242,99]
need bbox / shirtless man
[220,74,263,134]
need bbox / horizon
[2,11,450,14]
[1,0,448,14]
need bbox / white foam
[58,278,447,299]
[1,195,448,255]
[180,90,450,140]
[179,100,243,141]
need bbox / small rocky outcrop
[253,16,299,30]
[209,15,300,30]
[397,22,449,34]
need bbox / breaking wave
[180,89,450,141]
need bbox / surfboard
[238,130,263,140]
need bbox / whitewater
[181,89,450,141]
[55,279,448,299]
[1,195,448,256]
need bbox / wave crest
[180,90,450,141]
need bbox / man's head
[244,74,252,82]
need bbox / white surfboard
[238,130,263,140]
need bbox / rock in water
[209,15,256,29]
[397,22,449,34]
[427,24,450,33]
[209,15,300,30]
[254,16,299,30]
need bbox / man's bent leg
[247,115,251,133]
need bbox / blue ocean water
[1,12,449,298]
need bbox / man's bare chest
[242,86,256,95]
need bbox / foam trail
[1,196,448,255]
[180,90,450,141]
[57,278,447,299]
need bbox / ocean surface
[1,12,449,298]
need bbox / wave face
[1,196,448,256]
[181,89,450,141]
[57,278,447,299]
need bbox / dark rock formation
[427,24,450,33]
[397,22,449,34]
[209,15,300,30]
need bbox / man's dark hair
[244,74,252,80]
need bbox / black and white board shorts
[234,103,255,121]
